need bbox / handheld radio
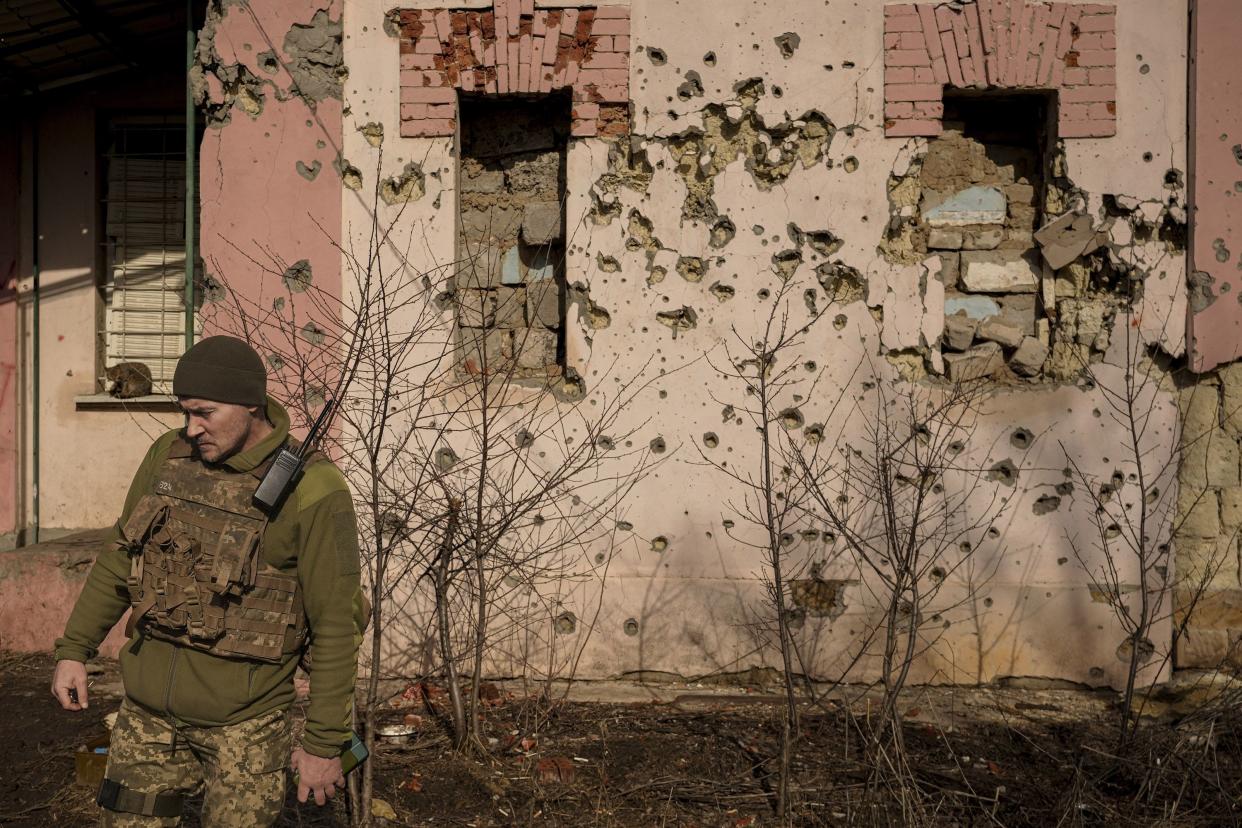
[254,399,335,512]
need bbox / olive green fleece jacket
[53,398,362,759]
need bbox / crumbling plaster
[338,0,1186,687]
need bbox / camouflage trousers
[99,698,291,827]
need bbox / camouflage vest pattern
[120,435,308,663]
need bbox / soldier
[50,335,363,826]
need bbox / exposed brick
[931,56,950,84]
[591,18,629,36]
[885,118,943,137]
[594,5,630,19]
[887,66,916,83]
[542,19,561,64]
[885,32,901,49]
[401,85,455,104]
[1058,118,1115,138]
[884,4,916,16]
[1074,32,1115,51]
[951,15,976,86]
[917,5,943,59]
[1061,84,1116,103]
[433,9,452,42]
[1011,4,1034,87]
[572,101,599,121]
[1077,13,1116,33]
[1089,67,1116,85]
[914,67,936,83]
[1078,3,1116,13]
[1026,5,1050,85]
[884,14,924,33]
[400,118,456,138]
[886,101,915,119]
[965,3,988,87]
[1062,67,1089,85]
[1060,102,1091,122]
[1088,102,1115,119]
[915,100,944,118]
[583,51,627,69]
[977,0,994,54]
[570,118,597,137]
[614,35,630,52]
[401,53,438,70]
[885,82,943,102]
[886,49,931,67]
[1074,49,1115,68]
[400,102,456,120]
[414,37,443,54]
[400,69,444,88]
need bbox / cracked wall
[334,0,1187,688]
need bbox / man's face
[178,398,258,463]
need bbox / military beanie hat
[172,335,267,406]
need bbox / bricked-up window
[456,94,569,376]
[926,91,1058,381]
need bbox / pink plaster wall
[197,0,343,404]
[1188,0,1242,372]
[0,122,18,540]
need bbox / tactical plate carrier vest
[120,435,310,663]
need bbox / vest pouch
[120,496,170,554]
[210,522,261,596]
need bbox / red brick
[886,49,931,67]
[977,0,994,55]
[594,6,630,19]
[518,61,531,92]
[965,3,988,87]
[1025,5,1050,86]
[935,7,965,87]
[572,101,599,120]
[484,41,497,67]
[912,67,934,83]
[1061,84,1115,103]
[930,56,950,84]
[885,32,902,49]
[1011,5,1034,87]
[887,66,916,83]
[915,100,944,118]
[578,66,629,87]
[884,4,916,15]
[884,14,923,33]
[591,18,629,36]
[1089,67,1116,85]
[414,37,443,54]
[584,51,627,69]
[951,15,975,86]
[538,67,554,94]
[1060,102,1091,121]
[400,53,437,70]
[469,31,484,63]
[497,64,511,93]
[400,85,455,104]
[899,31,926,50]
[1074,33,1115,51]
[520,0,534,17]
[985,53,999,86]
[885,82,943,102]
[885,118,943,137]
[402,118,457,137]
[613,35,630,52]
[400,70,447,89]
[1062,67,1089,85]
[1077,13,1116,33]
[1058,118,1114,138]
[519,31,532,65]
[886,101,915,118]
[917,5,942,59]
[1088,102,1115,119]
[433,10,452,42]
[400,102,456,120]
[1078,3,1116,13]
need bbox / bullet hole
[295,159,321,181]
[709,217,737,248]
[651,536,669,552]
[803,289,819,315]
[1214,238,1232,264]
[617,520,633,532]
[594,552,605,564]
[516,428,535,449]
[779,532,796,548]
[554,612,577,634]
[267,353,285,371]
[656,306,698,336]
[800,529,819,543]
[1104,523,1122,539]
[780,408,805,429]
[843,156,859,173]
[804,423,824,444]
[702,432,719,449]
[773,250,803,280]
[1089,666,1105,680]
[790,577,851,619]
[774,32,801,59]
[1234,144,1242,165]
[1032,495,1062,515]
[772,86,783,98]
[598,254,621,273]
[1145,486,1160,504]
[1116,636,1154,665]
[945,440,964,457]
[1010,428,1034,450]
[1139,64,1150,74]
[435,446,459,471]
[983,597,993,608]
[987,526,1000,539]
[647,47,667,65]
[677,256,706,282]
[596,435,615,451]
[257,49,280,74]
[282,259,313,292]
[677,70,705,101]
[300,321,327,345]
[842,60,855,69]
[987,460,1018,487]
[1055,481,1074,496]
[1057,557,1068,565]
[804,230,843,257]
[650,436,666,454]
[721,404,735,422]
[1143,151,1154,163]
[703,51,716,66]
[647,266,667,287]
[358,121,384,147]
[380,161,425,204]
[623,618,640,636]
[804,361,817,372]
[816,262,867,303]
[826,314,845,331]
[1164,169,1184,189]
[722,519,735,529]
[588,302,612,329]
[757,288,771,300]
[659,390,668,399]
[930,566,946,582]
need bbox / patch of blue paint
[526,247,555,281]
[500,246,523,285]
[925,186,1007,226]
[945,295,1001,320]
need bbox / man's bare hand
[51,660,89,711]
[291,747,345,806]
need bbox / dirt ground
[2,651,1241,827]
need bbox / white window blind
[102,115,200,391]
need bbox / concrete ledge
[74,394,179,412]
[0,529,130,657]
